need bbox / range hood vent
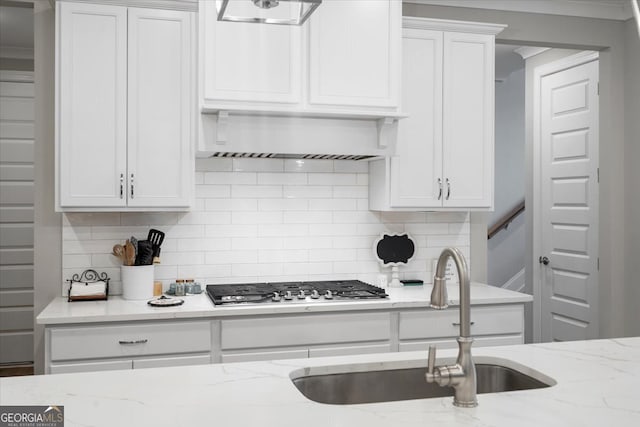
[208,152,376,161]
[197,111,400,161]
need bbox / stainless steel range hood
[197,111,400,160]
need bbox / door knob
[539,256,550,265]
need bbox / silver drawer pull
[452,321,475,327]
[118,339,148,345]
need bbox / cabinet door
[200,0,301,105]
[308,0,400,109]
[50,359,132,374]
[221,349,309,364]
[57,2,127,207]
[133,354,210,369]
[127,8,194,207]
[390,29,443,208]
[442,32,494,208]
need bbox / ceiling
[407,0,635,21]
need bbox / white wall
[487,67,525,288]
[33,1,60,375]
[404,2,630,340]
[624,19,640,337]
[61,158,471,294]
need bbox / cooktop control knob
[311,289,320,299]
[272,292,281,302]
[284,291,293,300]
[297,290,306,300]
[324,290,333,300]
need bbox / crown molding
[402,16,506,35]
[514,46,551,59]
[404,0,634,21]
[50,0,197,12]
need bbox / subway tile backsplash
[61,158,470,295]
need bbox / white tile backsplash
[61,158,470,295]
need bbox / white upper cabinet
[441,31,495,208]
[57,2,128,208]
[369,18,504,211]
[390,28,443,208]
[56,2,195,211]
[200,0,302,105]
[127,7,194,208]
[199,0,401,117]
[308,0,400,109]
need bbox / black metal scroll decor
[375,233,415,265]
[67,269,110,302]
[69,269,109,284]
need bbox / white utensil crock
[121,265,154,300]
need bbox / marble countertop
[1,337,638,426]
[37,282,532,325]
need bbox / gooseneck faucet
[425,247,477,407]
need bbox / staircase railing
[487,200,525,240]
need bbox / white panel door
[200,0,301,104]
[390,28,443,208]
[58,2,127,207]
[127,8,194,207]
[442,32,494,208]
[540,59,599,342]
[308,0,400,108]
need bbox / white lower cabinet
[219,312,392,363]
[46,320,211,374]
[398,304,524,352]
[44,303,526,372]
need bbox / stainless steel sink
[291,359,555,405]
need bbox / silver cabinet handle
[452,321,475,327]
[130,173,135,199]
[437,178,443,200]
[446,178,451,200]
[118,339,148,345]
[119,173,124,199]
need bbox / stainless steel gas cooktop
[206,280,388,305]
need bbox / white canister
[121,265,154,300]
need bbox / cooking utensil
[112,244,126,265]
[135,240,154,266]
[124,240,136,266]
[148,229,165,247]
[130,236,138,257]
[147,229,165,263]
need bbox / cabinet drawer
[398,335,524,352]
[309,343,392,358]
[399,305,523,340]
[221,312,390,350]
[221,349,309,364]
[50,321,211,361]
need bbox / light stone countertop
[1,337,638,427]
[37,282,532,325]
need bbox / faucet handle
[427,345,436,375]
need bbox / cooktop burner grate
[206,280,387,305]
